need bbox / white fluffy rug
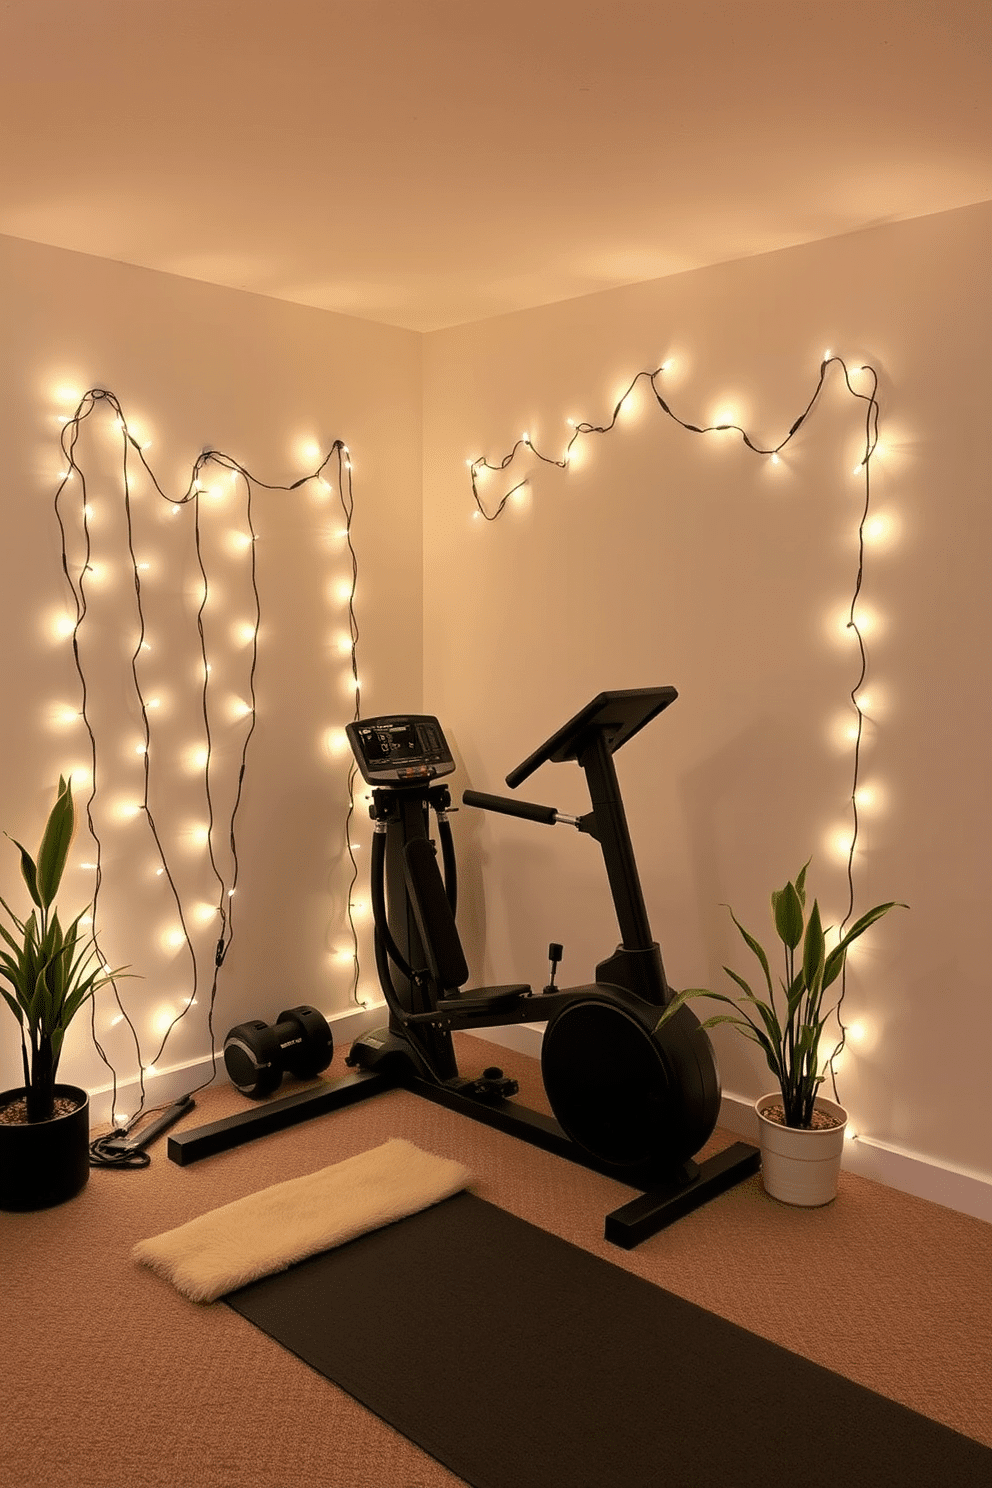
[133,1138,472,1303]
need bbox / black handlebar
[462,790,559,826]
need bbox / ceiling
[1,1,989,332]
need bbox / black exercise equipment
[172,690,759,1246]
[223,1005,333,1097]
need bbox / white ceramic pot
[755,1093,848,1207]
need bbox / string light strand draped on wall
[468,355,882,1100]
[52,389,362,1134]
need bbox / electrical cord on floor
[89,1094,195,1169]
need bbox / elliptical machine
[344,688,759,1241]
[170,688,758,1246]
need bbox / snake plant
[655,862,905,1128]
[0,778,124,1122]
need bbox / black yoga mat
[226,1192,992,1488]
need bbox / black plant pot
[0,1084,90,1212]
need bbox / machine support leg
[604,1141,762,1248]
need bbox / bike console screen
[346,715,456,785]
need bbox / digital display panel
[347,715,454,783]
[356,722,420,760]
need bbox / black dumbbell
[223,1005,333,1098]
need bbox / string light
[467,355,873,520]
[52,388,364,1129]
[468,354,883,1107]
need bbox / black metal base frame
[168,1066,760,1249]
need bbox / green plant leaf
[726,907,773,997]
[11,839,43,909]
[0,986,24,1024]
[35,779,76,910]
[653,985,752,1033]
[822,900,907,990]
[722,966,755,1000]
[794,1021,819,1071]
[30,962,55,1033]
[0,892,27,936]
[748,993,784,1052]
[772,879,804,950]
[802,899,826,994]
[698,1014,783,1084]
[837,900,906,951]
[785,968,807,1020]
[652,986,712,1030]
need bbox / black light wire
[51,392,362,1167]
[470,355,883,1107]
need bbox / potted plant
[0,778,123,1210]
[655,862,905,1206]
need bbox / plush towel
[133,1138,472,1303]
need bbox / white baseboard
[712,1090,992,1224]
[91,1010,991,1224]
[463,1027,992,1225]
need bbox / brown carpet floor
[3,1034,990,1487]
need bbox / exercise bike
[343,688,758,1243]
[170,688,758,1247]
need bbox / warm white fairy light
[51,391,364,1130]
[827,827,856,862]
[184,743,209,772]
[325,726,350,756]
[48,611,77,641]
[50,703,83,727]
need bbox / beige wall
[423,202,992,1184]
[3,203,989,1194]
[0,233,422,1107]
